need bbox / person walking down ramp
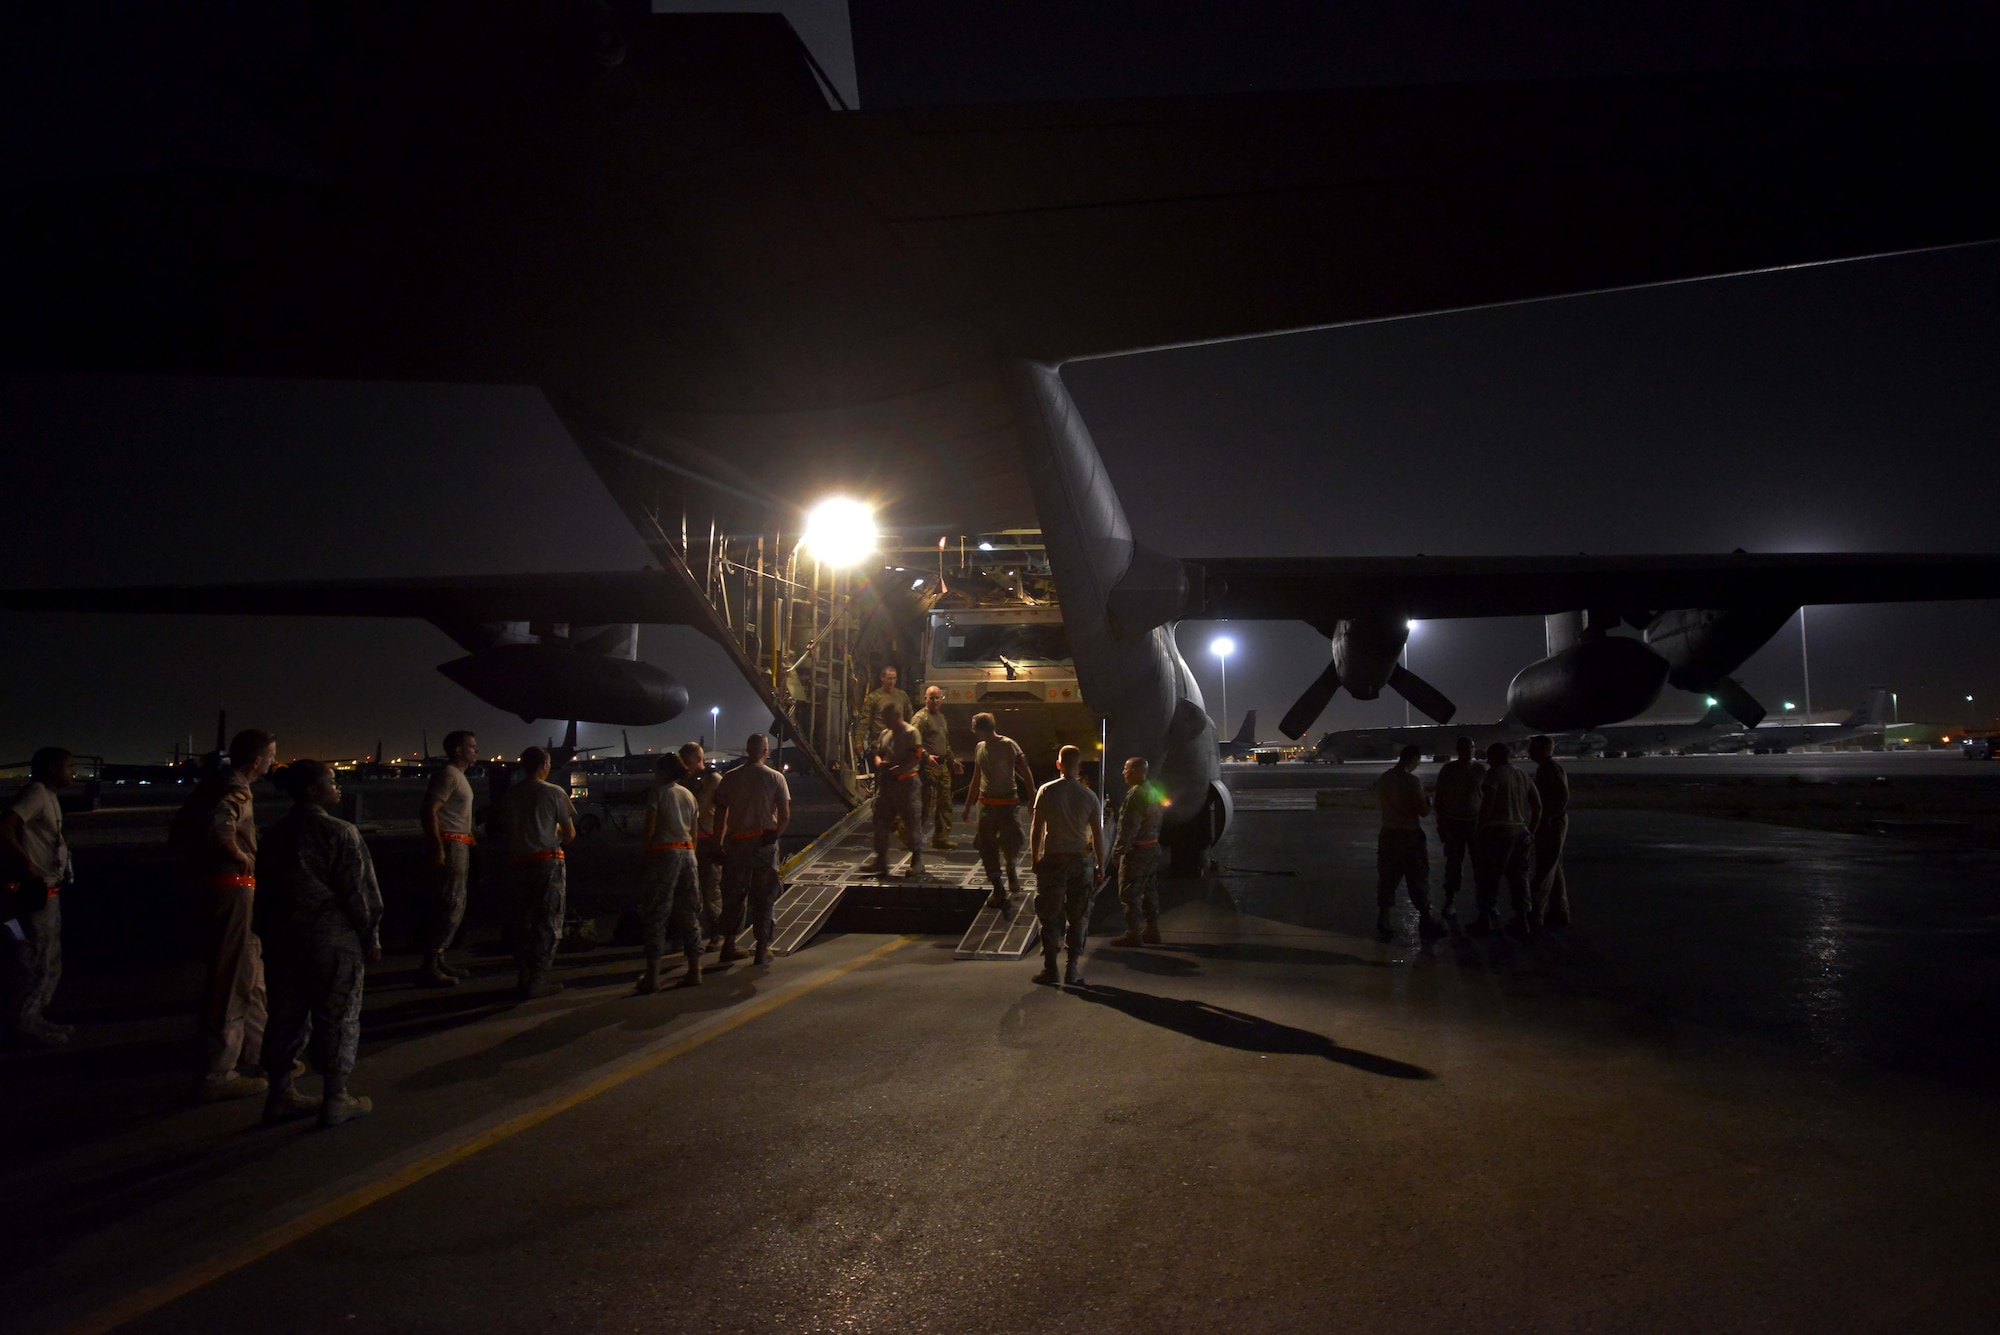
[962,713,1034,915]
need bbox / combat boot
[753,943,772,966]
[194,1072,267,1103]
[1109,927,1143,948]
[319,1091,374,1128]
[1032,950,1060,986]
[10,1019,68,1050]
[263,1081,322,1125]
[678,952,704,987]
[1063,953,1086,988]
[1417,912,1447,942]
[1375,908,1396,942]
[437,953,470,980]
[518,974,564,1000]
[930,837,958,851]
[717,939,749,964]
[1141,914,1162,946]
[636,959,662,994]
[419,954,458,988]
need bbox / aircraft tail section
[1848,685,1894,729]
[1229,711,1258,748]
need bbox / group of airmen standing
[0,722,801,1129]
[1372,735,1571,942]
[858,665,1168,988]
[2,682,1575,1111]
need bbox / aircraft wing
[1192,553,2000,625]
[0,571,711,629]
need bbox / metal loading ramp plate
[953,886,1039,959]
[769,804,1032,956]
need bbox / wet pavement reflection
[1208,767,2000,1091]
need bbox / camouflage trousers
[925,762,954,844]
[641,848,702,961]
[696,841,723,938]
[873,776,923,874]
[1533,815,1570,923]
[1474,826,1534,923]
[3,895,61,1036]
[719,839,781,949]
[1436,817,1478,910]
[196,877,266,1079]
[1375,828,1433,915]
[1117,843,1165,928]
[1035,853,1096,965]
[263,918,366,1091]
[424,841,471,954]
[974,802,1024,897]
[508,857,568,982]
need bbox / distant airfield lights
[800,495,879,568]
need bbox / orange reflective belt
[207,874,256,889]
[728,829,775,842]
[511,849,565,865]
[441,832,475,846]
[979,797,1018,806]
[3,880,57,897]
[649,841,696,853]
[1132,839,1158,847]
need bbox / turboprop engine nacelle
[1330,613,1405,699]
[1642,606,1793,691]
[436,643,688,725]
[1506,637,1670,732]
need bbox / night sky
[3,3,1998,762]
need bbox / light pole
[1210,636,1235,737]
[709,704,720,750]
[1798,605,1814,723]
[1403,620,1418,726]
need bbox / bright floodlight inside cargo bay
[802,496,878,568]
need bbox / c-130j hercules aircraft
[6,5,2000,858]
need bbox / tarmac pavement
[6,766,1998,1333]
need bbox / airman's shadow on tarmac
[1099,941,1399,971]
[394,968,759,1093]
[1066,984,1434,1079]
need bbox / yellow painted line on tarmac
[60,935,917,1335]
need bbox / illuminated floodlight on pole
[709,704,720,749]
[1210,635,1235,737]
[1403,620,1418,726]
[801,496,878,568]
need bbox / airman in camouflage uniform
[1029,745,1104,988]
[256,761,383,1129]
[499,747,577,999]
[871,703,926,881]
[1107,757,1166,947]
[854,666,912,775]
[639,754,704,991]
[910,685,960,850]
[961,713,1033,913]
